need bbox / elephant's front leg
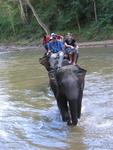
[77,89,83,119]
[57,97,71,125]
[69,100,78,125]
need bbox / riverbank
[79,40,113,48]
[0,40,113,51]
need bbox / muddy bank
[79,40,113,48]
[0,40,113,51]
[0,44,41,52]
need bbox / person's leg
[58,51,64,67]
[76,53,79,63]
[44,44,48,51]
[72,52,77,65]
[68,54,72,63]
[68,48,73,64]
[49,53,57,68]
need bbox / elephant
[39,55,87,125]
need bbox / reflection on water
[0,47,113,150]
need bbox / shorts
[65,47,76,54]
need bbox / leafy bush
[0,0,113,42]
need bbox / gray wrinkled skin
[40,56,87,125]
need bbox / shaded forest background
[0,0,113,44]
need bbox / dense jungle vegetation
[0,0,113,44]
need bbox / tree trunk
[19,0,27,24]
[25,0,50,35]
[5,2,16,35]
[76,14,81,32]
[93,0,97,22]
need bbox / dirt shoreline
[79,40,113,48]
[0,40,113,51]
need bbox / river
[0,47,113,150]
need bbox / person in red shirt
[42,34,51,51]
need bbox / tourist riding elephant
[39,55,87,125]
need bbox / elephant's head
[56,65,87,91]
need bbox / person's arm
[59,41,65,52]
[73,39,79,48]
[64,42,74,49]
[47,42,51,54]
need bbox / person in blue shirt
[47,34,64,69]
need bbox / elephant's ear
[74,66,87,89]
[39,55,48,65]
[73,66,87,78]
[78,71,86,80]
[48,70,56,79]
[76,67,87,89]
[39,55,51,71]
[77,67,86,80]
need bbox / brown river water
[0,47,113,150]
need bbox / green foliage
[0,0,113,42]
